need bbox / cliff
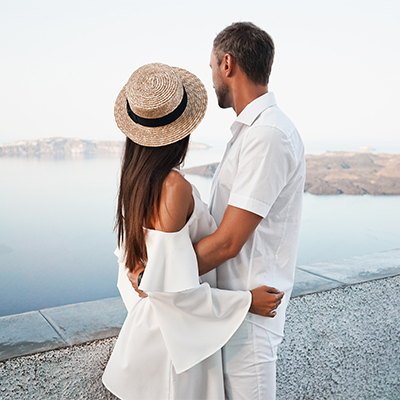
[184,152,400,195]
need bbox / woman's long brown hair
[116,135,190,272]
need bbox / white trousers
[222,320,282,400]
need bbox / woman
[102,63,282,399]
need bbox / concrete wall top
[1,248,399,362]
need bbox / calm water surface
[1,146,399,317]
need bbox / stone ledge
[298,248,400,285]
[293,248,400,296]
[0,298,126,362]
[0,311,67,361]
[1,248,399,362]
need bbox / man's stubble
[214,79,231,109]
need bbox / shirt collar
[230,92,277,135]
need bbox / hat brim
[114,66,208,147]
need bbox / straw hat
[114,63,207,147]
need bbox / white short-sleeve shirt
[209,92,305,336]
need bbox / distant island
[184,152,400,195]
[0,137,209,158]
[0,138,123,158]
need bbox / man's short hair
[213,22,275,86]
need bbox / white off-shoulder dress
[102,184,251,400]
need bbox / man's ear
[222,54,236,78]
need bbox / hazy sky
[1,0,399,145]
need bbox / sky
[0,0,399,145]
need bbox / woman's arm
[127,270,284,316]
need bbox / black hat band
[126,86,187,128]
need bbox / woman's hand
[127,266,148,298]
[249,286,284,317]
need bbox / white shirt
[209,92,305,336]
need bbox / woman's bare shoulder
[155,170,193,232]
[163,170,192,195]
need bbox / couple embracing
[102,22,305,400]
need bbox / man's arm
[194,204,284,317]
[194,204,262,276]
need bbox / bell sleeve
[147,284,251,374]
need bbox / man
[194,22,305,399]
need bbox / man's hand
[249,286,284,317]
[127,266,148,298]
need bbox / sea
[1,139,399,317]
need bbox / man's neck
[231,78,268,116]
